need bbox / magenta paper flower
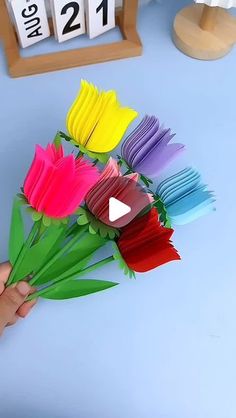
[85,158,153,228]
[24,144,99,219]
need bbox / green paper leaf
[89,224,97,234]
[77,207,119,239]
[33,232,107,286]
[9,198,25,265]
[53,132,62,149]
[17,193,28,205]
[112,242,135,279]
[153,196,172,228]
[12,225,65,283]
[59,132,109,164]
[140,174,153,187]
[32,211,43,222]
[79,144,109,164]
[42,215,51,227]
[41,279,118,300]
[77,212,89,225]
[140,175,150,187]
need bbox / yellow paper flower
[66,80,138,154]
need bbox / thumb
[0,281,31,334]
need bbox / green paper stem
[27,255,115,301]
[116,156,153,186]
[124,169,132,175]
[76,151,83,159]
[29,225,88,286]
[66,222,78,237]
[7,222,40,286]
[58,131,72,142]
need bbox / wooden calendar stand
[0,0,142,78]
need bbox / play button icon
[109,197,131,223]
[85,172,153,228]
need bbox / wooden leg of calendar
[173,4,236,60]
[199,5,218,31]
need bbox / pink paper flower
[85,158,153,228]
[24,144,99,219]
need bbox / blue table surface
[0,1,236,417]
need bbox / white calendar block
[85,0,115,39]
[10,0,50,48]
[50,0,86,43]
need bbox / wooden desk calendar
[0,0,142,78]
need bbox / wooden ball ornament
[173,3,236,60]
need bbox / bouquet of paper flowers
[4,81,215,302]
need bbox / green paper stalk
[117,155,153,187]
[7,222,40,286]
[29,224,88,286]
[27,255,115,300]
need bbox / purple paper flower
[121,116,184,178]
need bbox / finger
[0,281,31,335]
[0,282,4,296]
[17,299,37,318]
[17,285,37,318]
[0,262,12,293]
[6,315,19,327]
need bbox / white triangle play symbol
[109,197,131,222]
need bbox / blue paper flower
[156,167,215,225]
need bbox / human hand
[0,262,36,336]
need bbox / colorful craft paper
[4,80,215,303]
[121,115,184,178]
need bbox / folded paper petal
[156,167,215,225]
[85,158,153,228]
[24,144,99,219]
[66,80,138,153]
[121,115,184,178]
[117,208,180,272]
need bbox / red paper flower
[85,158,153,228]
[117,208,180,272]
[24,144,99,218]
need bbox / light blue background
[0,1,236,417]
